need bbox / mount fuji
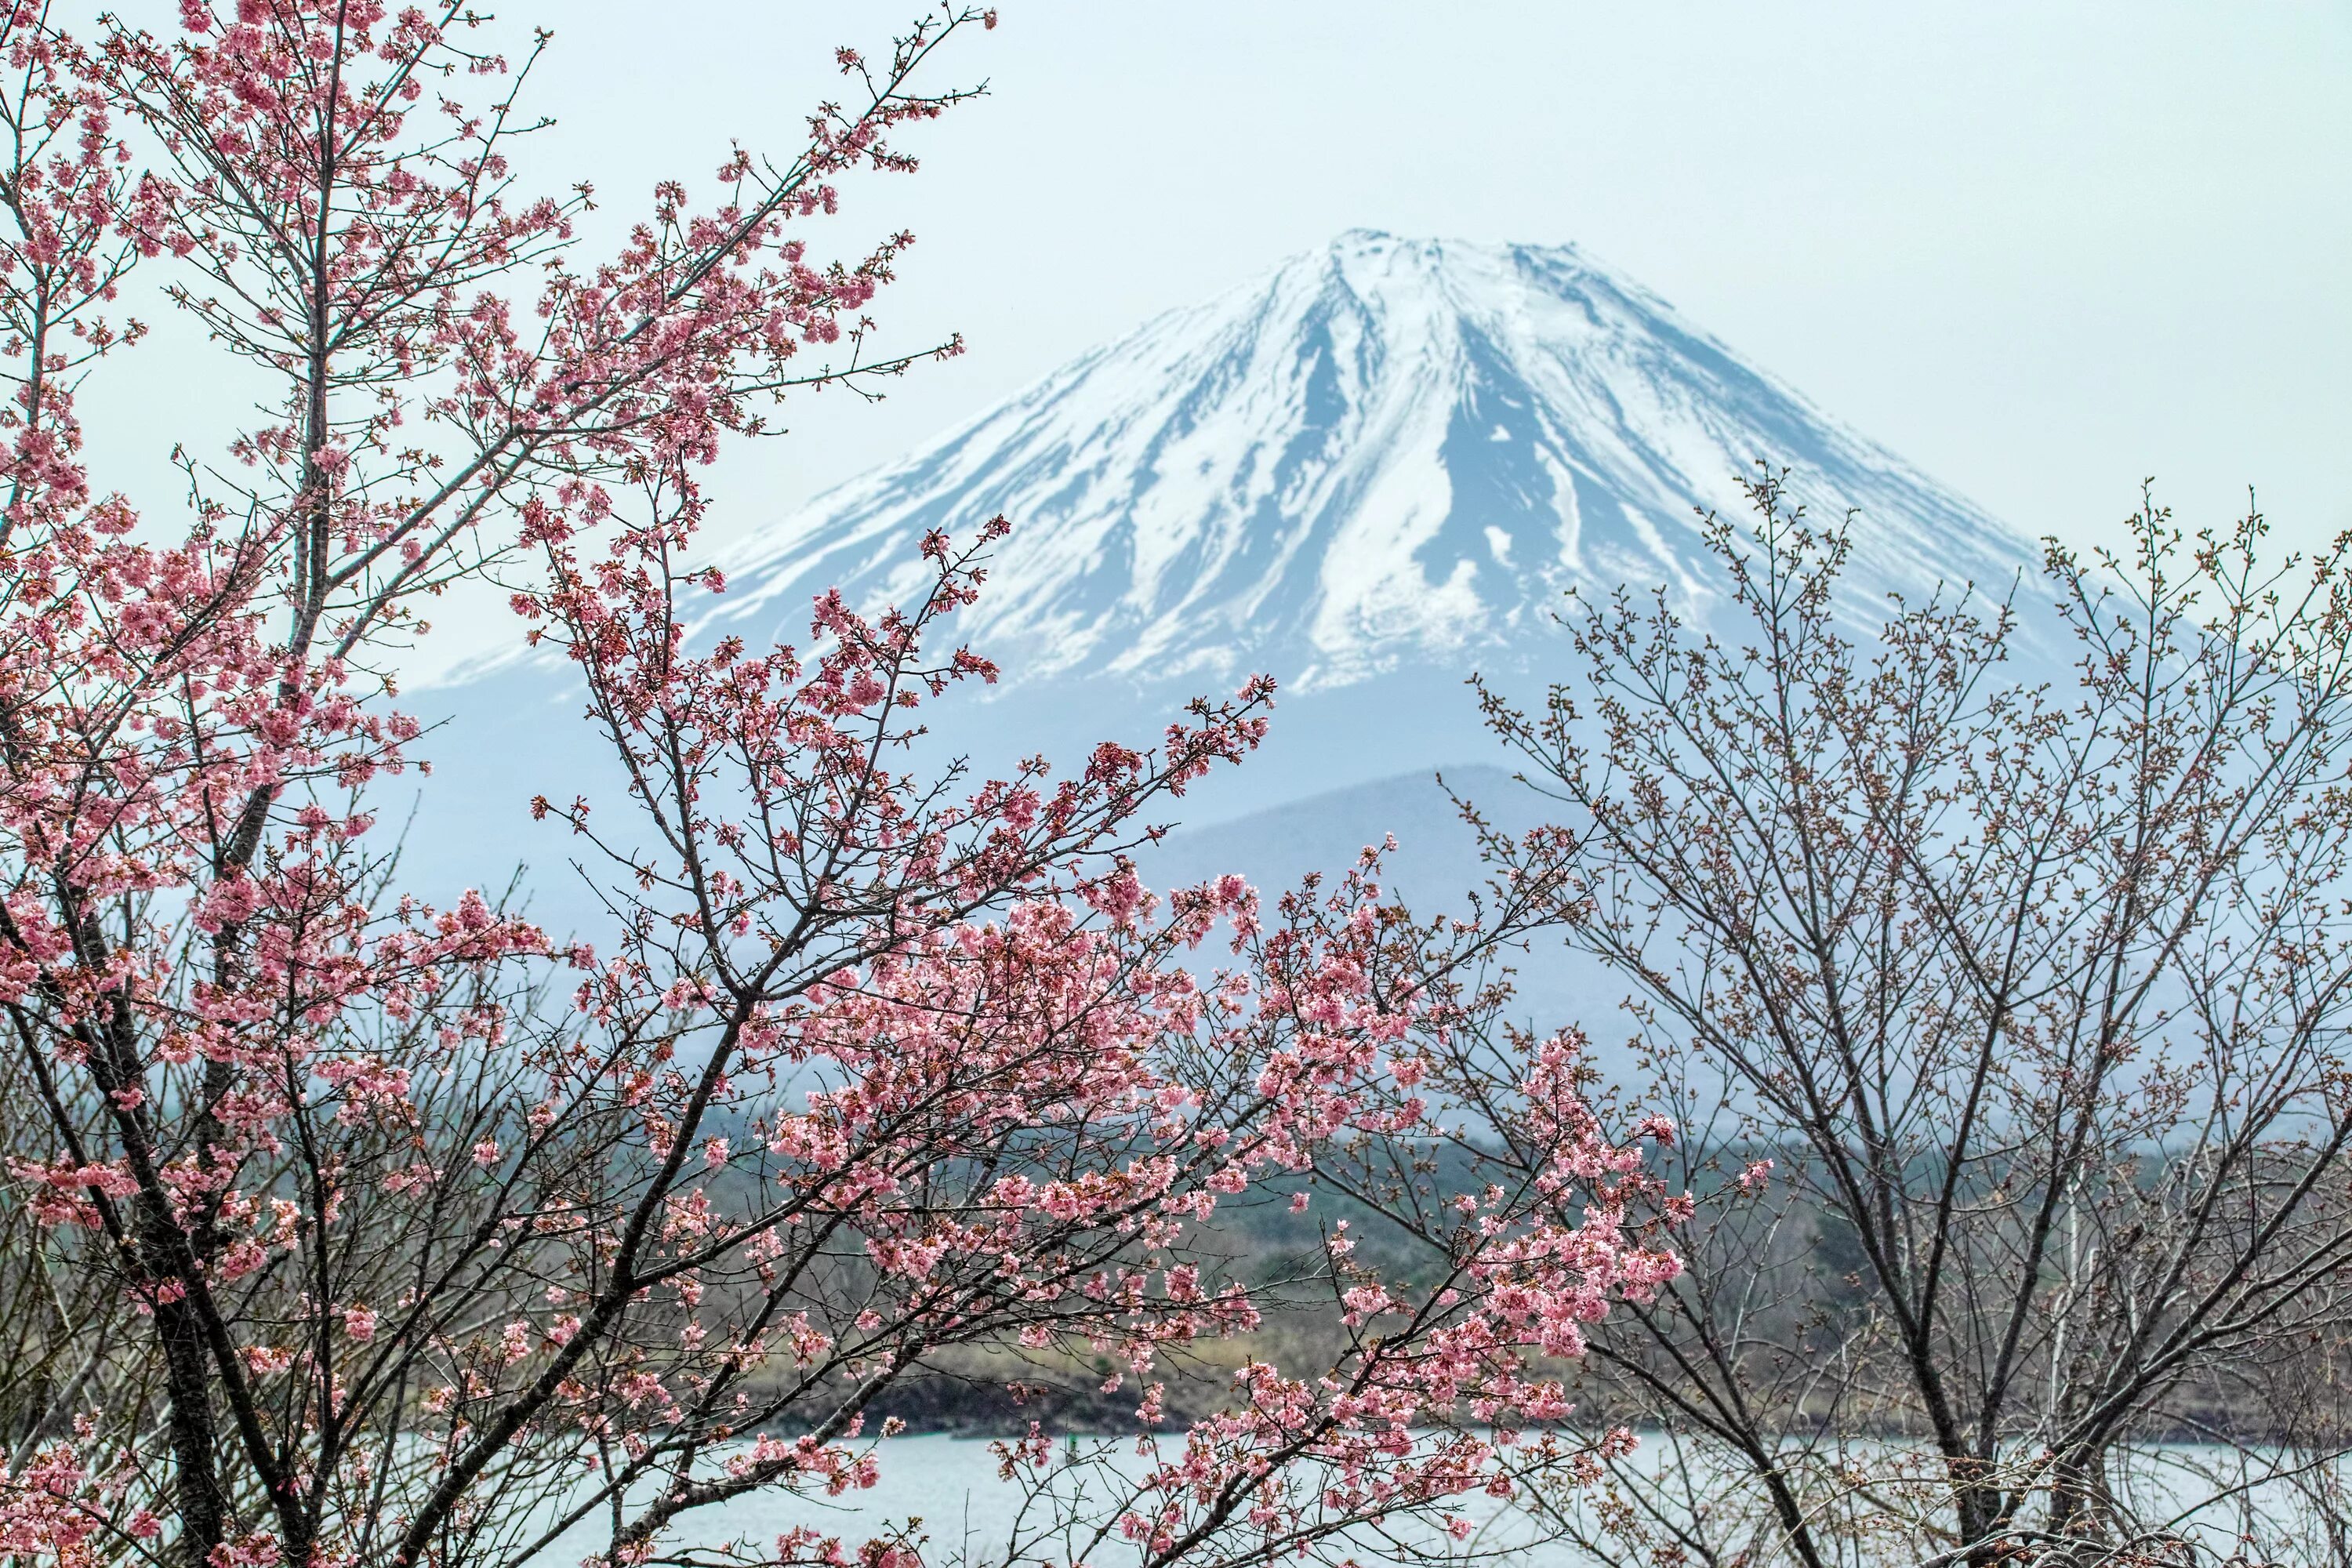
[421,231,2042,935]
[702,229,2036,701]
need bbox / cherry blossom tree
[0,7,1676,1568]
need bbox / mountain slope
[404,231,2049,933]
[706,230,2036,693]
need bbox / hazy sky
[78,1,2352,683]
[511,1,2349,567]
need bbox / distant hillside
[1138,762,1646,1080]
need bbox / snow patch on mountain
[708,230,2036,691]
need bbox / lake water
[536,1432,1545,1567]
[532,1432,2341,1566]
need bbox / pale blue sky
[73,2,2352,684]
[521,1,2350,566]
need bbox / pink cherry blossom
[0,8,1675,1568]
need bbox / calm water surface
[536,1433,2336,1566]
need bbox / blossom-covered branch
[0,8,1673,1568]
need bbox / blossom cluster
[0,6,1674,1568]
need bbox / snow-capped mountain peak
[711,230,2033,691]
